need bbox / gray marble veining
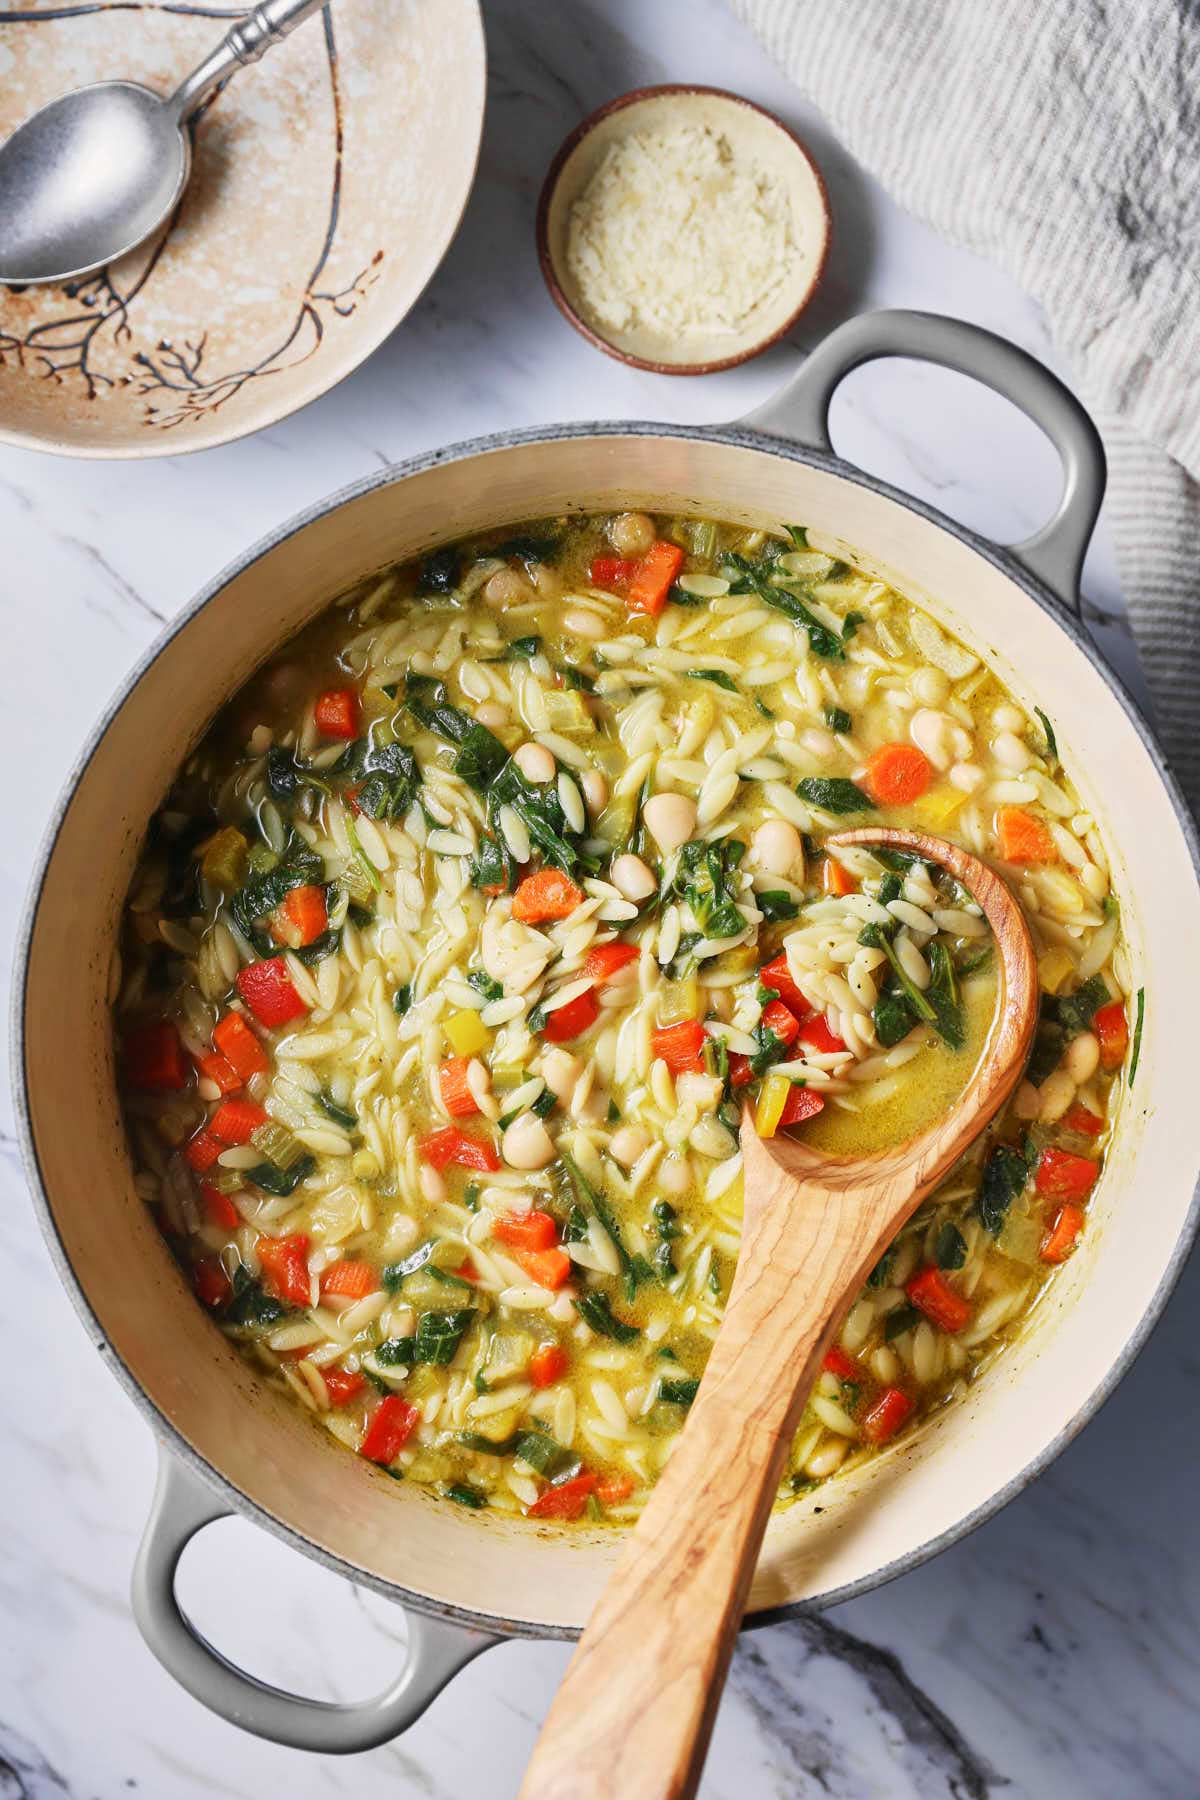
[2,0,1194,1795]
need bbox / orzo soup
[115,510,1137,1523]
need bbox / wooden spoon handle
[520,1199,878,1800]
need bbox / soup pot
[15,310,1200,1755]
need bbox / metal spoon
[0,0,330,286]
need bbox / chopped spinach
[414,1308,476,1364]
[723,544,845,659]
[472,833,517,894]
[382,1239,436,1291]
[292,927,341,966]
[659,1377,700,1407]
[246,1156,315,1197]
[488,756,596,879]
[667,837,748,940]
[507,635,541,660]
[688,669,739,693]
[797,777,872,815]
[445,1482,487,1509]
[393,984,412,1015]
[230,831,325,946]
[417,546,461,593]
[1035,707,1058,762]
[467,969,503,1004]
[489,533,561,563]
[651,1199,681,1279]
[786,524,809,549]
[404,675,507,792]
[1049,975,1109,1037]
[978,1144,1029,1235]
[318,1092,357,1131]
[926,940,965,1051]
[458,1427,576,1481]
[935,1222,967,1270]
[873,980,920,1049]
[374,1335,417,1366]
[866,1248,894,1288]
[1130,987,1145,1084]
[756,890,800,923]
[574,1291,640,1342]
[884,1302,921,1341]
[824,706,853,734]
[225,1265,289,1328]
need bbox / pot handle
[131,1447,497,1752]
[740,309,1106,617]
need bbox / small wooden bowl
[537,85,831,376]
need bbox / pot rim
[13,416,1200,1641]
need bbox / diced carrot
[581,941,640,986]
[596,1474,636,1505]
[418,1126,501,1173]
[359,1395,420,1464]
[322,1368,367,1406]
[996,806,1057,865]
[193,1256,231,1309]
[651,1018,707,1075]
[455,1258,480,1285]
[528,1471,597,1520]
[1041,1203,1085,1263]
[319,1259,378,1300]
[865,742,932,806]
[256,1232,312,1307]
[1035,1147,1098,1201]
[269,883,328,949]
[1063,1103,1104,1138]
[209,1097,268,1145]
[780,1086,825,1128]
[1094,1000,1128,1071]
[184,1128,224,1173]
[439,1056,479,1118]
[758,954,812,1020]
[822,857,857,898]
[197,1051,242,1095]
[761,998,800,1046]
[512,868,585,923]
[906,1265,972,1334]
[541,987,600,1042]
[729,1053,754,1089]
[626,542,684,617]
[589,556,638,587]
[515,1246,572,1290]
[861,1387,913,1444]
[123,1022,189,1092]
[529,1342,570,1388]
[200,1184,240,1231]
[823,1345,858,1381]
[236,957,309,1028]
[212,1011,269,1079]
[314,687,359,740]
[797,1015,847,1056]
[494,1210,558,1251]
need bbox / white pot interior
[20,431,1200,1634]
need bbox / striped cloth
[733,0,1200,806]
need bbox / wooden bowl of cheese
[536,85,831,375]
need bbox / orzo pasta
[114,510,1136,1523]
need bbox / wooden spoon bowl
[520,829,1037,1800]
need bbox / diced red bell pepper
[589,556,638,588]
[906,1265,972,1334]
[184,1128,224,1173]
[1035,1147,1098,1201]
[651,1018,707,1075]
[527,1470,597,1520]
[542,988,600,1043]
[596,1473,636,1505]
[823,1344,858,1381]
[780,1086,825,1128]
[123,1021,189,1092]
[269,883,328,949]
[256,1232,312,1307]
[1093,1000,1129,1071]
[314,687,359,740]
[439,1056,480,1118]
[581,941,640,986]
[193,1256,232,1309]
[512,869,585,923]
[360,1396,420,1464]
[319,1259,378,1300]
[418,1126,501,1173]
[529,1342,570,1388]
[729,1053,754,1089]
[761,998,800,1046]
[758,954,813,1021]
[515,1246,571,1290]
[197,1051,242,1095]
[1063,1103,1104,1138]
[236,957,309,1028]
[494,1209,558,1251]
[455,1258,480,1285]
[797,1015,847,1057]
[861,1387,913,1444]
[1040,1203,1085,1264]
[200,1184,240,1231]
[212,1010,270,1079]
[626,542,685,617]
[322,1367,367,1407]
[210,1097,268,1145]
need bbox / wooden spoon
[520,829,1037,1800]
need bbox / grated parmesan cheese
[566,123,797,339]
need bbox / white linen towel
[733,0,1200,805]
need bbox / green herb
[885,1303,920,1341]
[935,1222,967,1270]
[318,1093,357,1131]
[1034,707,1058,762]
[754,697,775,720]
[824,706,853,734]
[467,969,503,1004]
[445,1483,487,1509]
[246,1156,314,1198]
[507,635,541,660]
[393,984,412,1016]
[659,1377,700,1406]
[667,838,748,940]
[346,816,382,895]
[225,1265,289,1328]
[757,890,800,923]
[797,777,872,815]
[688,669,739,693]
[651,1198,681,1279]
[414,1308,476,1364]
[978,1145,1028,1235]
[1130,987,1145,1084]
[417,547,461,593]
[574,1291,640,1342]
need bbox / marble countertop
[2,1,1196,1796]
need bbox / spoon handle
[519,1183,884,1800]
[171,0,331,120]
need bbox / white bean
[476,701,508,730]
[485,569,528,607]
[1065,1031,1100,1083]
[514,742,556,785]
[1038,1069,1076,1124]
[581,770,608,815]
[658,1155,692,1196]
[609,1125,651,1169]
[562,609,607,640]
[540,1048,583,1102]
[610,853,657,902]
[502,1113,556,1170]
[609,511,656,557]
[644,792,697,854]
[752,819,804,879]
[992,731,1032,772]
[911,667,950,707]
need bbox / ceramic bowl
[0,0,486,458]
[537,84,831,375]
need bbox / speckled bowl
[0,0,486,458]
